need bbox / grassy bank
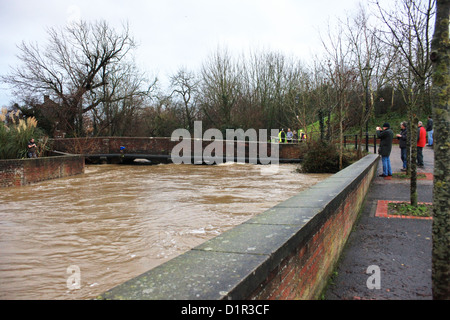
[306,111,430,137]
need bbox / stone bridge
[51,137,304,164]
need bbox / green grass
[392,172,428,179]
[306,111,430,137]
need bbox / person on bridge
[279,129,286,143]
[377,123,393,177]
[298,129,306,142]
[286,128,293,143]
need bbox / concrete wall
[0,155,85,188]
[98,154,379,300]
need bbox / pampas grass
[0,109,45,159]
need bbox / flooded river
[0,163,329,299]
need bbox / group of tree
[0,1,435,143]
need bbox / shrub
[300,140,359,173]
[0,108,45,159]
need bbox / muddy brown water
[0,163,329,299]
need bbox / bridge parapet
[51,137,304,164]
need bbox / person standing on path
[426,116,433,146]
[377,123,394,177]
[417,121,427,167]
[396,122,408,171]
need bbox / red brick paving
[375,200,433,220]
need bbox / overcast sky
[0,0,365,107]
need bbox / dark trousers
[400,147,407,169]
[417,147,424,166]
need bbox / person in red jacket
[417,121,427,167]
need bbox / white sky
[0,0,364,107]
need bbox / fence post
[355,135,358,150]
[373,135,377,153]
[365,133,369,152]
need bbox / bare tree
[344,4,397,157]
[244,50,291,130]
[322,22,357,169]
[375,0,436,206]
[89,60,157,136]
[306,59,336,142]
[170,68,200,132]
[286,65,314,139]
[1,20,137,136]
[200,47,241,131]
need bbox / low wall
[98,154,379,300]
[0,155,85,188]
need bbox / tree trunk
[409,114,418,207]
[431,0,450,300]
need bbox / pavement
[324,144,434,300]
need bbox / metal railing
[270,134,377,153]
[343,134,377,153]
